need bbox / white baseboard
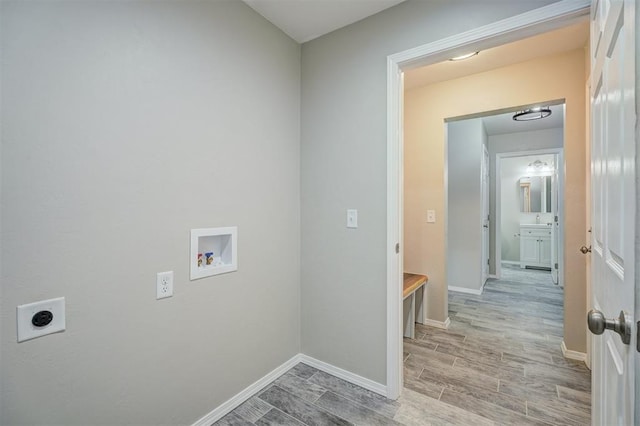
[420,317,450,329]
[488,274,498,279]
[192,354,302,426]
[561,341,587,363]
[298,354,387,397]
[192,353,388,425]
[448,285,483,295]
[501,260,520,266]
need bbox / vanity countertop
[520,223,552,228]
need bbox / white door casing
[482,145,490,284]
[551,154,559,284]
[589,0,636,424]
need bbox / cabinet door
[520,236,539,265]
[539,236,552,266]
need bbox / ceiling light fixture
[448,51,479,61]
[513,107,552,121]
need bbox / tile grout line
[310,389,327,404]
[307,372,401,420]
[235,396,277,425]
[270,383,353,426]
[311,388,397,422]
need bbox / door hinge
[395,243,400,254]
[487,258,490,265]
[555,215,559,222]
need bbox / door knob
[587,309,632,344]
[580,245,591,254]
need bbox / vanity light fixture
[512,106,552,121]
[526,159,551,174]
[448,51,479,61]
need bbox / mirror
[519,176,552,213]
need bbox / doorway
[444,106,565,297]
[496,148,564,287]
[387,1,591,399]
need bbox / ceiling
[243,0,406,43]
[242,1,577,135]
[404,20,589,89]
[482,104,564,136]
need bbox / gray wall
[447,119,485,291]
[488,127,563,273]
[1,1,300,424]
[300,0,558,385]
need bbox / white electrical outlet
[427,210,436,223]
[17,297,66,342]
[156,271,174,300]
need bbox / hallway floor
[404,265,591,425]
[215,266,590,425]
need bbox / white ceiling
[243,0,406,43]
[242,1,574,135]
[405,20,589,89]
[482,104,564,136]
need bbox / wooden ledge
[403,273,428,299]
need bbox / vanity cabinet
[520,225,552,269]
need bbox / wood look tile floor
[404,265,591,426]
[215,265,590,425]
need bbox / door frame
[495,148,564,284]
[385,0,590,400]
[482,144,490,286]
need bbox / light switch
[427,210,436,223]
[347,209,358,228]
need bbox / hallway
[403,265,591,425]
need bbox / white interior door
[481,145,490,285]
[589,0,636,424]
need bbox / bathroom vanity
[520,224,552,269]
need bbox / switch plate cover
[347,209,358,228]
[17,297,66,342]
[427,210,436,223]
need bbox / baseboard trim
[501,260,520,266]
[448,285,483,295]
[192,353,388,425]
[421,317,450,330]
[561,341,587,363]
[298,354,387,397]
[192,354,302,426]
